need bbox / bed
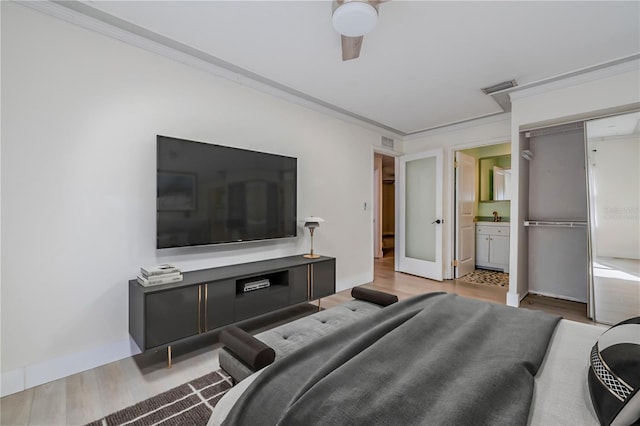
[209,292,612,425]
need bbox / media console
[128,255,335,364]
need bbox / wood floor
[1,254,593,425]
[322,253,593,325]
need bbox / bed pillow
[588,317,640,426]
[351,286,398,306]
[220,325,275,370]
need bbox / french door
[397,149,444,281]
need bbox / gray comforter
[222,292,561,426]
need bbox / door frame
[447,137,511,280]
[373,166,383,259]
[372,146,401,273]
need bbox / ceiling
[50,1,640,138]
[587,111,640,139]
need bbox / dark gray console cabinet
[129,255,335,352]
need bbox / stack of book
[137,264,183,287]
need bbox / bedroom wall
[508,63,640,305]
[0,2,380,395]
[396,63,639,299]
[400,116,512,280]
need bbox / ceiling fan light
[332,2,378,37]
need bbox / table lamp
[303,216,324,259]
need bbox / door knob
[432,219,442,224]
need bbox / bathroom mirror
[479,155,511,201]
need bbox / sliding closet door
[586,112,640,325]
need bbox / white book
[142,271,182,281]
[137,273,183,287]
[140,264,181,277]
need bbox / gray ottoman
[219,287,398,382]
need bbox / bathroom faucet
[492,211,501,222]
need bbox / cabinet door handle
[204,284,208,332]
[197,285,202,334]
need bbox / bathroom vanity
[475,222,510,273]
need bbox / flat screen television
[156,135,297,249]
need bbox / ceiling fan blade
[341,35,364,61]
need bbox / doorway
[374,153,396,260]
[453,142,511,286]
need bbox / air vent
[381,136,394,149]
[481,80,517,95]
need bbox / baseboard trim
[528,290,587,304]
[506,291,527,307]
[2,272,373,398]
[1,369,25,397]
[1,337,140,397]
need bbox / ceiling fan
[332,0,385,61]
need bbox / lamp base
[303,254,321,259]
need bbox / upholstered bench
[219,287,398,383]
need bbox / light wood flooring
[1,254,593,425]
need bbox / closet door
[586,112,640,325]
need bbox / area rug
[86,370,232,426]
[460,269,509,287]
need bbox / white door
[455,151,476,278]
[397,149,443,281]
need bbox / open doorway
[374,153,395,260]
[453,142,511,287]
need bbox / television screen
[156,136,297,249]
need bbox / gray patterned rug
[460,269,509,287]
[86,370,232,426]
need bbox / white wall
[401,116,512,280]
[1,2,378,395]
[508,64,640,305]
[398,64,640,301]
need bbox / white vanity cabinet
[476,222,510,273]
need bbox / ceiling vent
[381,136,394,149]
[481,80,517,112]
[481,80,517,95]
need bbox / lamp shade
[304,217,325,228]
[332,2,378,37]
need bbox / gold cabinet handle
[204,284,208,332]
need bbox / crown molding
[509,55,640,101]
[17,0,406,139]
[14,1,640,142]
[403,113,512,141]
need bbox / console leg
[167,345,172,369]
[318,298,321,312]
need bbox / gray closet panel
[528,125,588,221]
[527,124,589,301]
[528,227,589,302]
